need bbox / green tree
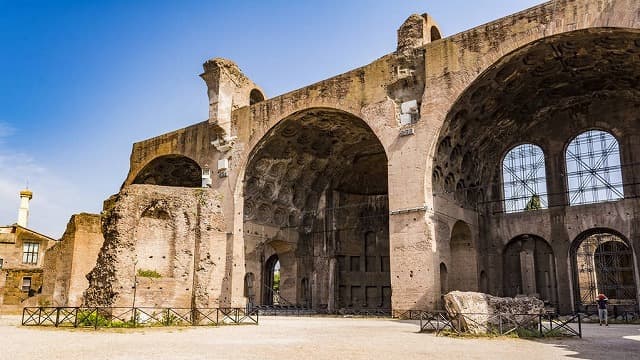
[525,194,541,211]
[273,271,280,292]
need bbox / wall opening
[449,221,477,291]
[249,89,265,105]
[502,144,548,213]
[430,26,441,41]
[566,130,624,206]
[263,255,280,305]
[571,231,637,310]
[439,262,448,309]
[133,155,202,188]
[243,108,390,312]
[503,235,557,305]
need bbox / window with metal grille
[566,130,624,206]
[21,277,31,292]
[22,242,39,264]
[502,144,548,213]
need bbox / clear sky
[0,0,544,237]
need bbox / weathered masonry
[82,0,640,315]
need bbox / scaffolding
[573,233,637,309]
[566,130,624,206]
[502,143,548,213]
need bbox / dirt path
[0,316,638,359]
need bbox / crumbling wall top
[397,13,442,52]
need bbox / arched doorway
[243,108,390,312]
[449,221,478,291]
[503,235,557,305]
[439,263,448,309]
[263,255,280,305]
[571,230,638,311]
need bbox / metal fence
[22,307,259,329]
[395,310,430,320]
[251,305,392,317]
[416,311,581,338]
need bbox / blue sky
[0,0,544,237]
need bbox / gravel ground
[0,315,639,359]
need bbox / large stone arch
[431,27,640,209]
[238,107,392,313]
[424,2,640,191]
[426,25,640,313]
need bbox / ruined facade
[41,213,104,307]
[0,191,57,310]
[80,0,640,314]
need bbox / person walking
[597,294,609,326]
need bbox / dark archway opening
[250,89,265,105]
[449,221,478,291]
[430,26,441,41]
[503,235,557,306]
[571,230,638,312]
[243,108,390,313]
[263,255,280,305]
[133,155,202,187]
[439,262,448,309]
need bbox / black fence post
[55,308,60,327]
[577,313,582,339]
[539,314,544,337]
[133,308,138,327]
[94,308,99,330]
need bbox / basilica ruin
[37,0,640,316]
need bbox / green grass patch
[137,269,162,278]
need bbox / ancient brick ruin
[36,0,640,316]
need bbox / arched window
[566,130,624,206]
[502,144,548,213]
[430,26,442,41]
[249,89,264,105]
[132,155,202,188]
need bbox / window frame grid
[502,143,549,213]
[566,130,624,206]
[22,242,39,264]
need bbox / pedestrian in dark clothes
[597,294,608,326]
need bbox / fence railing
[22,307,259,329]
[252,305,316,317]
[414,311,581,338]
[335,308,392,317]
